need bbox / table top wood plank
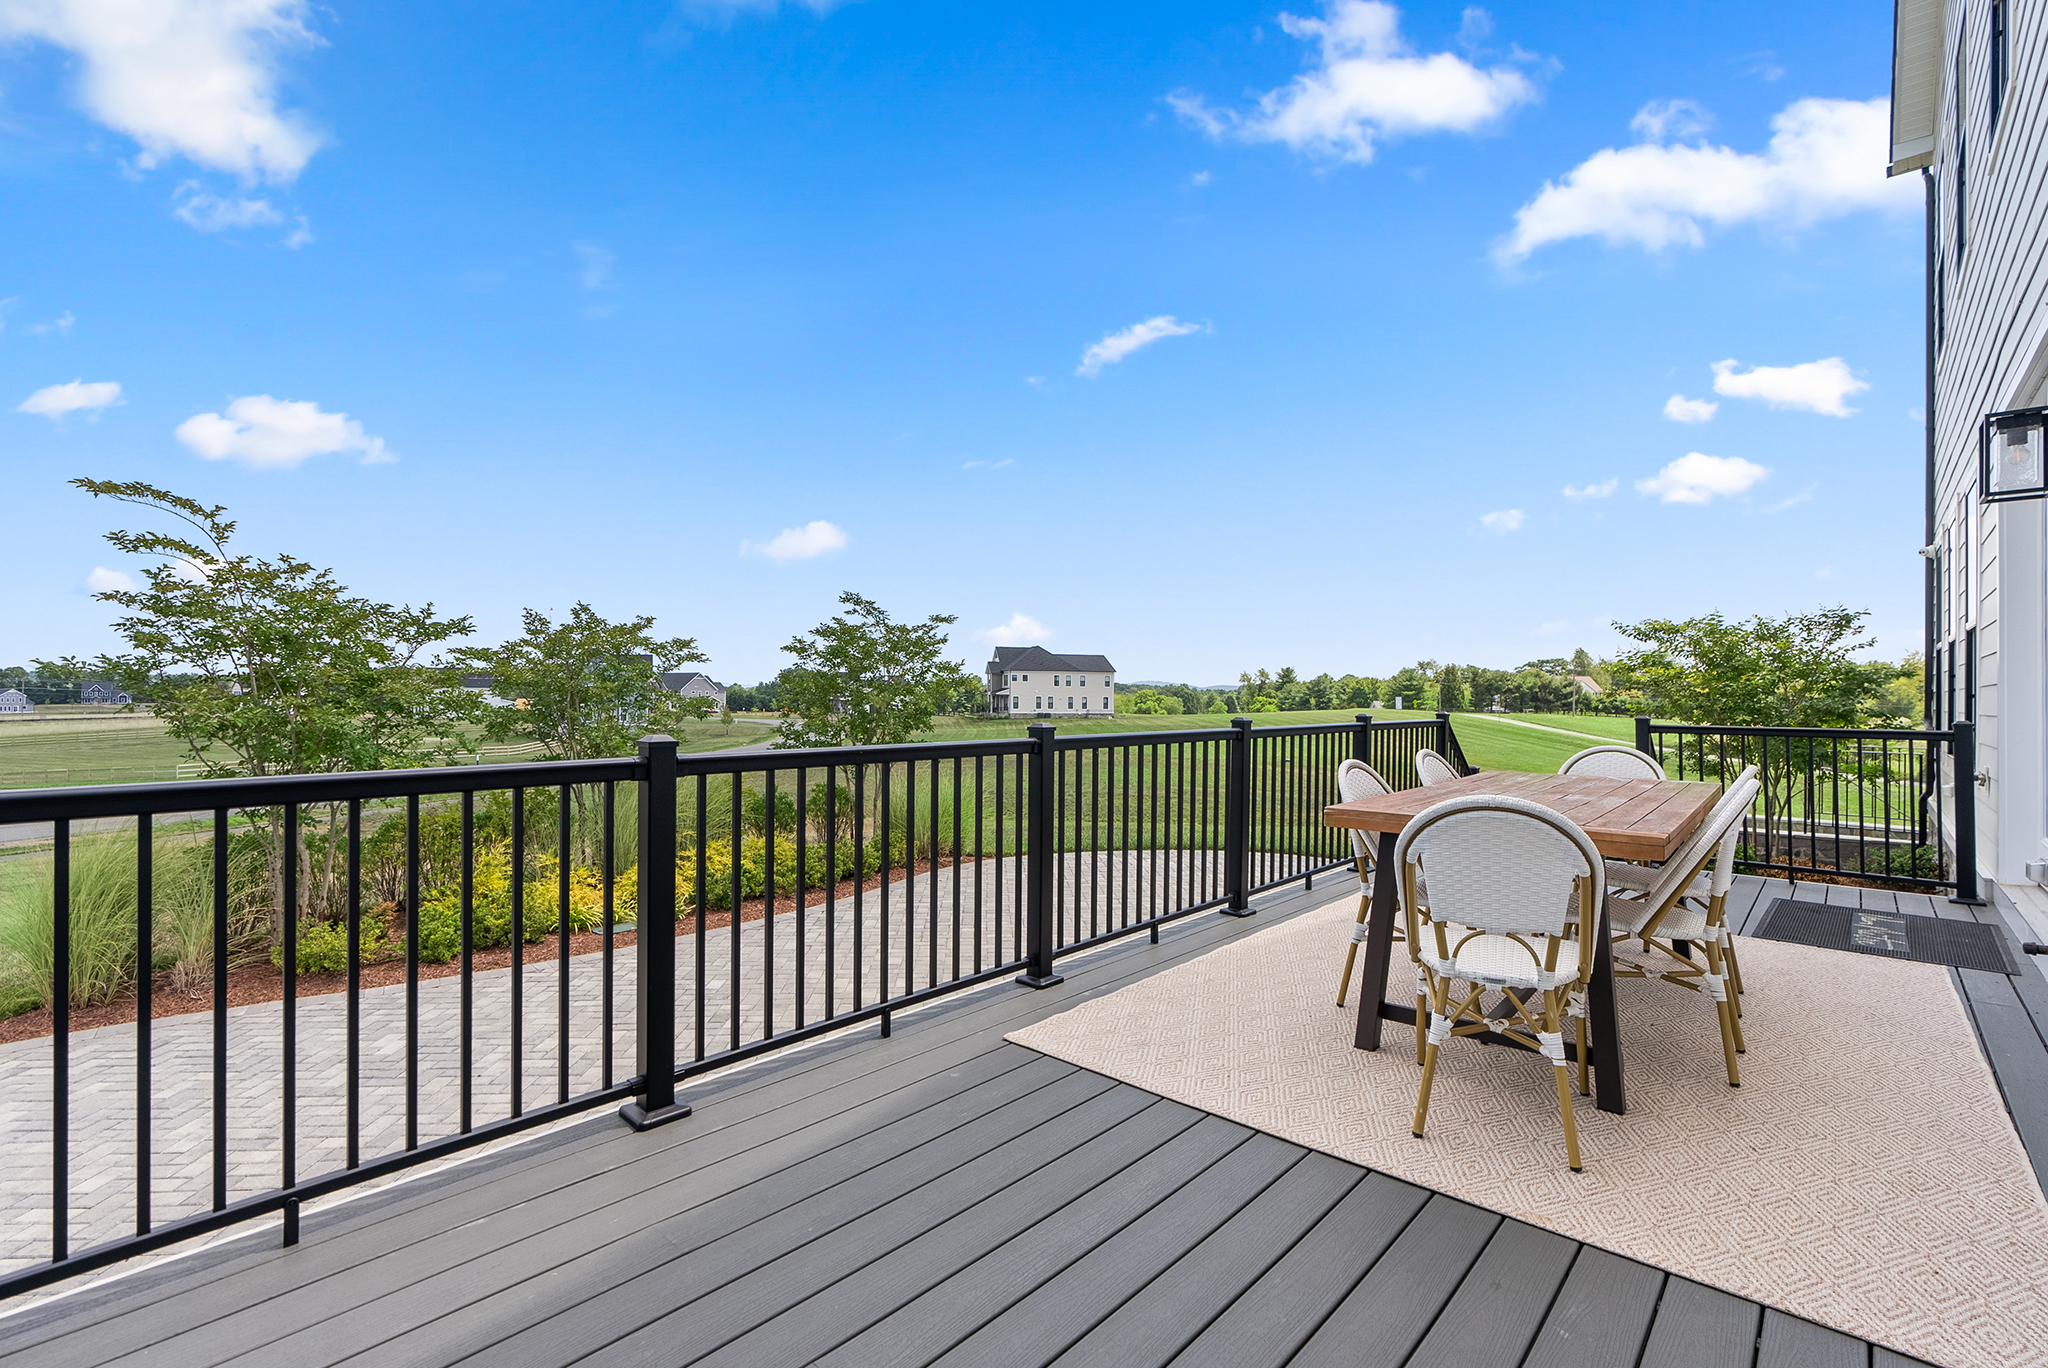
[1323,772,1721,863]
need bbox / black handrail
[0,713,1460,1296]
[1634,715,1978,901]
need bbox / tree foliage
[1607,607,1897,727]
[454,602,709,761]
[52,480,478,777]
[774,592,976,750]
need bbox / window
[1955,38,1967,267]
[1102,697,1110,710]
[1079,676,1087,687]
[1081,696,1088,709]
[1991,1,2009,137]
[1035,697,1042,709]
[1066,697,1073,709]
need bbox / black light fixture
[1982,406,2048,502]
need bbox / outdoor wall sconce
[1982,406,2048,502]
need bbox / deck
[1,872,2037,1368]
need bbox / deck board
[1,873,2029,1368]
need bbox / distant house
[80,680,132,705]
[986,647,1115,718]
[659,672,727,713]
[1572,675,1603,697]
[0,689,31,714]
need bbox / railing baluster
[405,794,419,1152]
[510,786,524,1120]
[695,772,708,1061]
[558,784,571,1105]
[214,807,230,1203]
[282,803,298,1191]
[602,781,615,1090]
[347,799,360,1169]
[730,770,742,1053]
[135,812,151,1236]
[765,767,777,1042]
[53,817,70,1263]
[460,790,474,1134]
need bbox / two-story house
[986,647,1115,718]
[1892,0,2048,933]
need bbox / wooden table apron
[1322,771,1722,1116]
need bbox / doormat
[1752,898,2021,974]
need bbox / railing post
[1634,715,1653,758]
[1222,716,1255,916]
[1016,723,1065,988]
[1951,719,1985,905]
[1353,714,1372,764]
[622,734,691,1129]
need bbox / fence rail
[1637,717,1976,899]
[0,712,1456,1296]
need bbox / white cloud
[1077,315,1203,377]
[573,241,615,291]
[174,186,282,231]
[28,310,76,336]
[1710,356,1868,416]
[85,565,135,593]
[747,520,848,562]
[1630,98,1710,142]
[1636,452,1770,504]
[283,216,312,249]
[1663,394,1718,423]
[1479,508,1524,532]
[1562,479,1617,499]
[978,612,1052,645]
[17,378,122,418]
[0,0,324,181]
[1497,97,1916,261]
[962,458,1013,470]
[174,394,393,468]
[1169,1,1539,164]
[1188,170,1212,187]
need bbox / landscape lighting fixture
[1981,406,2048,502]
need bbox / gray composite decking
[5,871,2035,1368]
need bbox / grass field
[0,712,769,788]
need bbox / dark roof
[658,672,724,691]
[987,647,1115,674]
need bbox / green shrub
[270,913,390,974]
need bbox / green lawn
[906,709,1650,776]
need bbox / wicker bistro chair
[1414,749,1461,786]
[1397,794,1605,1172]
[1602,770,1763,1086]
[1558,744,1664,781]
[1334,759,1408,1010]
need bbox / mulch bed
[0,857,966,1045]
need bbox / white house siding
[1922,0,2048,889]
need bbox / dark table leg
[1352,831,1402,1051]
[1588,900,1627,1114]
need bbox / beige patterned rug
[1008,895,2048,1368]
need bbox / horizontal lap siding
[1933,0,2048,879]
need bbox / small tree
[456,603,710,762]
[775,592,977,769]
[1434,663,1469,712]
[54,479,480,933]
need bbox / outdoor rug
[1007,894,2048,1368]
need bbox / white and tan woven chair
[1334,759,1406,1010]
[1603,771,1762,1086]
[1558,744,1664,781]
[1398,794,1603,1172]
[1414,748,1461,786]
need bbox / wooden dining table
[1322,769,1723,1114]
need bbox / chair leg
[1336,890,1369,1007]
[1574,1015,1589,1096]
[1723,939,1747,1051]
[1546,989,1581,1172]
[1702,937,1741,1086]
[1412,976,1446,1140]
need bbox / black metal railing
[1636,716,1978,900]
[0,713,1456,1295]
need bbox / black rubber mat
[1751,898,2022,974]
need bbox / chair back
[1414,749,1460,787]
[1559,744,1664,781]
[1632,770,1762,919]
[1393,794,1603,939]
[1336,759,1392,864]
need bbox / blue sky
[3,0,1924,687]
